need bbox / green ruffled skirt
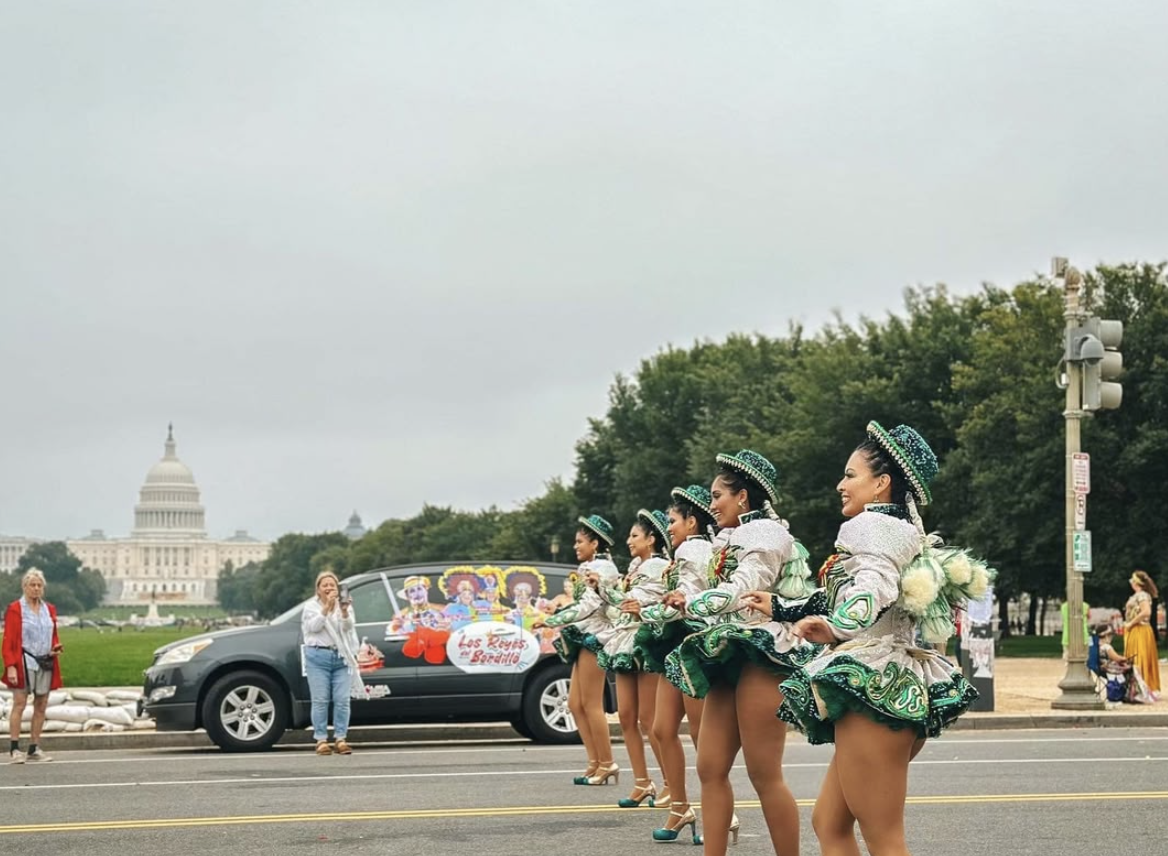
[778,651,978,745]
[553,625,604,665]
[622,620,711,674]
[663,621,815,699]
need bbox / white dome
[145,457,196,485]
[132,426,207,538]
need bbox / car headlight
[156,639,214,666]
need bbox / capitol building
[65,426,270,605]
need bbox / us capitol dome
[66,426,271,605]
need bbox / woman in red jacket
[3,568,63,763]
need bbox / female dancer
[597,509,673,808]
[771,421,985,856]
[664,450,817,856]
[538,515,621,785]
[1124,571,1161,694]
[638,485,717,844]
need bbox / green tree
[251,532,350,618]
[14,541,104,613]
[0,573,21,607]
[488,478,581,564]
[943,281,1067,632]
[218,560,261,615]
[1080,263,1168,605]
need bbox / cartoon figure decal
[383,565,561,669]
[356,638,385,672]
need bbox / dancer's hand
[740,591,773,617]
[793,616,836,644]
[663,590,687,610]
[621,601,641,616]
[585,572,600,589]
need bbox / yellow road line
[3,792,1166,835]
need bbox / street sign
[1073,530,1092,573]
[1072,452,1091,494]
[1074,493,1087,531]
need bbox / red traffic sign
[1072,453,1090,495]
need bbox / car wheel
[202,670,289,752]
[520,664,580,744]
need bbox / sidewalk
[25,658,1168,753]
[952,656,1168,730]
[987,656,1167,714]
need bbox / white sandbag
[70,690,109,707]
[45,705,92,724]
[48,690,68,706]
[0,719,7,732]
[63,722,83,732]
[105,690,141,702]
[83,706,133,726]
[82,719,126,732]
[118,702,139,716]
[131,719,154,730]
[41,720,66,732]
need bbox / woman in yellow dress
[1124,571,1160,694]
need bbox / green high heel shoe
[587,761,621,786]
[572,760,599,785]
[618,778,656,808]
[652,805,700,844]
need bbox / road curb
[38,723,528,751]
[952,712,1168,730]
[37,711,1168,752]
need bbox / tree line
[21,263,1162,631]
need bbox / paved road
[2,728,1165,855]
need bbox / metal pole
[1052,263,1103,709]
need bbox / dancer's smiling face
[709,474,747,526]
[837,450,891,518]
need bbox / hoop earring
[737,500,746,510]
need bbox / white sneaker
[9,750,26,765]
[26,749,51,763]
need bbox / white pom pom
[944,552,974,587]
[901,559,941,616]
[967,563,990,599]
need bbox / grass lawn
[80,605,229,621]
[997,635,1063,658]
[57,626,208,687]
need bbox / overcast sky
[2,3,1165,541]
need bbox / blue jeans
[304,646,351,741]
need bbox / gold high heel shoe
[729,813,741,846]
[587,761,620,786]
[573,759,599,785]
[655,784,672,809]
[652,804,699,843]
[618,778,657,808]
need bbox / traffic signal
[1066,317,1123,410]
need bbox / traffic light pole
[1052,265,1104,710]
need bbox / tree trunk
[1038,597,1047,635]
[998,594,1012,639]
[1026,591,1039,636]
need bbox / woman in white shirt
[301,570,363,755]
